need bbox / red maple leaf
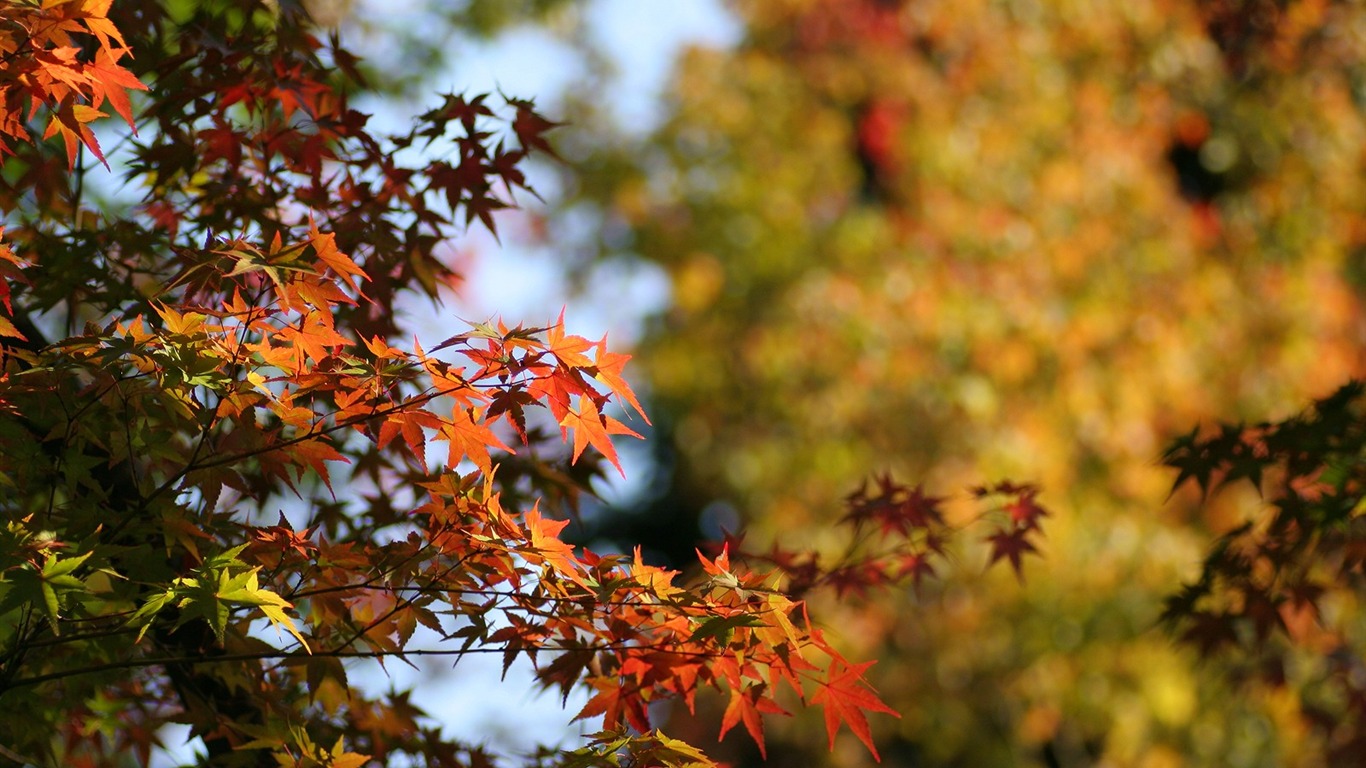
[809,660,899,761]
[719,685,788,758]
[986,528,1038,580]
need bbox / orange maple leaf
[523,506,587,588]
[86,48,147,127]
[275,310,350,368]
[809,660,899,761]
[439,405,513,476]
[80,9,128,53]
[559,395,641,476]
[43,103,106,168]
[719,684,788,759]
[696,544,732,577]
[575,677,650,734]
[375,408,442,467]
[590,336,649,424]
[309,221,369,293]
[545,309,595,368]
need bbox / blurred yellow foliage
[553,0,1366,763]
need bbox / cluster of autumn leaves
[0,2,1048,766]
[0,0,144,168]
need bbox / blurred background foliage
[362,0,1366,765]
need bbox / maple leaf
[895,551,937,590]
[277,310,351,368]
[250,516,318,560]
[809,660,899,760]
[375,408,442,467]
[216,568,311,652]
[1005,492,1048,530]
[439,405,513,476]
[43,103,107,168]
[285,439,350,498]
[486,386,536,443]
[86,48,147,128]
[560,394,641,477]
[629,549,684,603]
[1163,426,1230,499]
[696,544,733,578]
[546,309,596,368]
[986,528,1039,581]
[80,8,128,53]
[507,96,563,159]
[841,474,946,537]
[0,234,29,317]
[464,188,509,235]
[1176,610,1239,656]
[425,92,494,134]
[576,678,651,734]
[309,221,369,293]
[0,315,26,341]
[523,506,588,588]
[590,336,649,423]
[719,685,787,759]
[33,46,90,93]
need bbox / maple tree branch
[140,376,463,504]
[0,740,37,766]
[3,640,739,691]
[290,582,715,612]
[320,552,471,656]
[13,624,139,651]
[72,144,84,226]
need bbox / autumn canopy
[0,2,1043,766]
[7,0,1366,766]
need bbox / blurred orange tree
[528,0,1366,764]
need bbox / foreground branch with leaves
[0,2,1044,766]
